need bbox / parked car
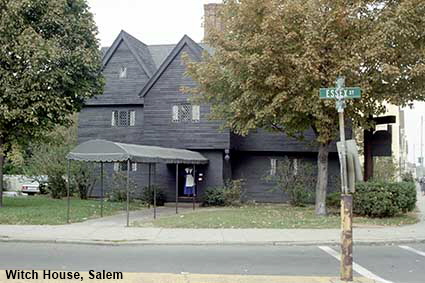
[21,181,40,195]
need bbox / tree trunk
[315,142,329,215]
[0,137,4,208]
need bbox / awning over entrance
[65,139,207,226]
[66,139,209,164]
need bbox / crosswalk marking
[399,245,425,257]
[318,246,394,283]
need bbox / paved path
[0,189,424,246]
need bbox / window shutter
[113,163,119,172]
[111,111,117,126]
[172,105,179,122]
[192,105,200,122]
[129,110,136,126]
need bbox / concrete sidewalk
[1,191,424,246]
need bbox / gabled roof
[139,35,205,97]
[102,30,157,78]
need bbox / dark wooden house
[78,28,340,203]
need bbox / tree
[23,117,98,200]
[0,0,104,206]
[185,0,425,215]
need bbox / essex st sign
[319,87,361,99]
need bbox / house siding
[87,40,149,105]
[143,44,230,150]
[232,151,340,203]
[78,106,144,144]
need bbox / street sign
[319,87,361,99]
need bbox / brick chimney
[203,3,224,40]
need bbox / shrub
[107,172,137,202]
[265,157,316,206]
[46,171,67,199]
[353,181,416,217]
[203,179,245,206]
[72,163,97,200]
[141,185,166,206]
[401,172,415,183]
[326,191,341,209]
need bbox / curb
[1,237,425,247]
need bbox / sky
[86,0,424,165]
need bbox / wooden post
[100,162,104,217]
[341,194,353,281]
[176,163,179,214]
[363,127,374,181]
[193,165,196,210]
[66,160,71,224]
[338,103,352,282]
[126,159,130,227]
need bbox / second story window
[112,110,136,127]
[119,66,127,79]
[172,104,200,123]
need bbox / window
[119,66,127,79]
[172,104,201,123]
[179,104,191,122]
[270,158,278,176]
[114,162,137,172]
[112,110,136,127]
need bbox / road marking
[399,245,425,257]
[318,246,393,283]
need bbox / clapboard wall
[142,43,230,150]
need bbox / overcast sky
[86,0,424,165]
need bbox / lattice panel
[179,104,191,122]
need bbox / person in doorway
[184,167,195,196]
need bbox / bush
[326,191,341,209]
[203,179,245,206]
[107,172,137,202]
[141,185,166,206]
[354,181,416,217]
[265,157,316,206]
[401,172,415,183]
[46,171,67,199]
[72,163,97,200]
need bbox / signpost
[320,77,361,282]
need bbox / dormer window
[119,66,127,79]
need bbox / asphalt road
[0,243,424,283]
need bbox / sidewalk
[1,191,424,246]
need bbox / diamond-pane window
[119,111,128,127]
[179,104,191,122]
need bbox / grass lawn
[0,195,146,225]
[139,205,419,229]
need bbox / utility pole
[320,77,362,282]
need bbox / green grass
[0,196,146,225]
[141,205,419,229]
